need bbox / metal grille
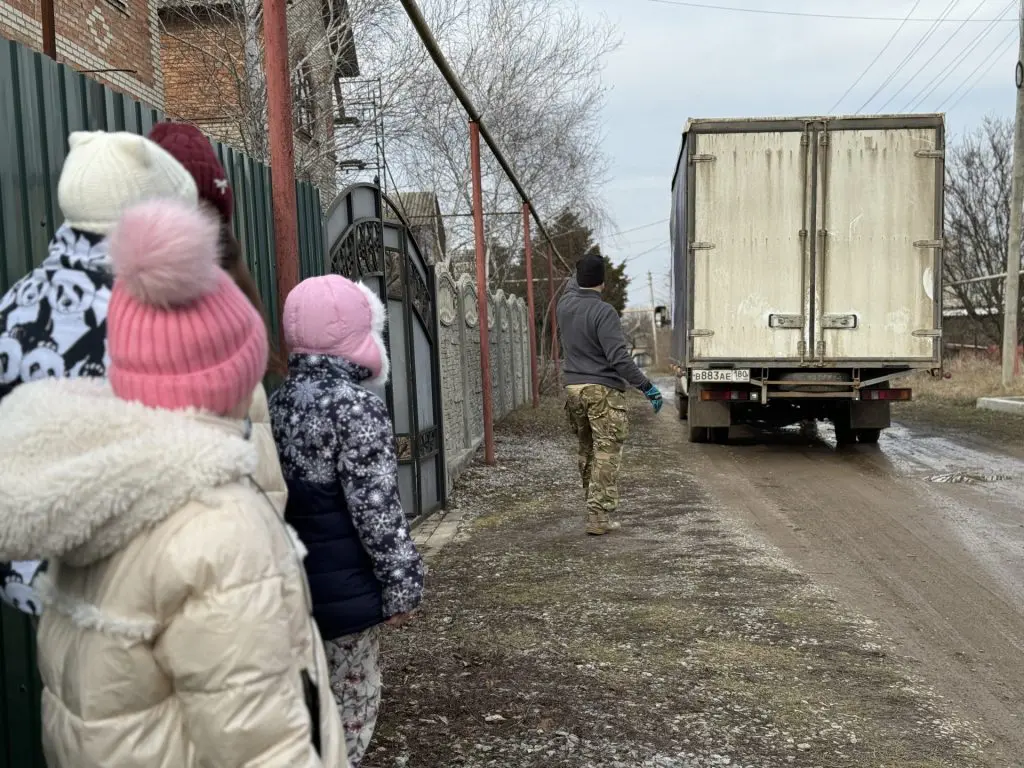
[325,182,446,523]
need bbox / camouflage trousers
[565,384,629,528]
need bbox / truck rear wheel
[857,428,881,444]
[710,427,729,444]
[677,392,688,421]
[833,421,856,448]
[688,426,709,443]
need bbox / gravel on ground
[363,396,988,768]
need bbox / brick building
[0,0,165,106]
[389,191,446,265]
[159,0,358,196]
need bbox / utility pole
[40,0,56,59]
[263,0,299,349]
[470,121,495,465]
[1003,0,1024,387]
[522,202,540,407]
[648,271,660,367]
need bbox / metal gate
[324,183,445,523]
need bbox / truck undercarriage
[676,367,932,446]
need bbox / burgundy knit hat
[148,122,233,223]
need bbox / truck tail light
[700,390,759,402]
[861,388,912,401]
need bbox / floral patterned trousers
[325,627,382,767]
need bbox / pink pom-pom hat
[106,199,268,414]
[282,274,390,387]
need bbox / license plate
[692,369,751,384]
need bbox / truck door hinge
[914,149,945,159]
[800,132,810,147]
[818,132,830,147]
[797,340,808,357]
[688,329,714,338]
[689,154,715,165]
[815,340,826,357]
[821,313,858,330]
[913,239,944,250]
[912,329,942,338]
[689,242,715,252]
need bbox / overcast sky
[581,0,1019,307]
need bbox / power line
[903,0,1013,111]
[607,218,669,238]
[941,27,1017,111]
[828,0,923,112]
[646,0,1014,23]
[625,239,670,263]
[855,0,960,114]
[877,0,990,112]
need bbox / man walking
[557,254,663,535]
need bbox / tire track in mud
[684,419,1024,765]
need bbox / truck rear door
[813,121,942,362]
[690,127,810,363]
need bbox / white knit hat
[57,131,199,236]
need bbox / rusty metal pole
[470,121,496,464]
[546,243,560,387]
[40,0,56,59]
[263,0,299,346]
[522,202,540,407]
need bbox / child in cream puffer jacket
[0,199,347,768]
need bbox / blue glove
[644,385,664,414]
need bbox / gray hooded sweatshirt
[556,278,652,393]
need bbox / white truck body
[669,115,944,444]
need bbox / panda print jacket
[0,224,112,616]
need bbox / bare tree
[944,116,1020,345]
[364,0,619,286]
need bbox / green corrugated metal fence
[0,35,327,768]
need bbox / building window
[292,63,316,139]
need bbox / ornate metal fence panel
[325,183,445,522]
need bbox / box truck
[670,115,944,445]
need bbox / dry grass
[894,356,1024,446]
[911,356,1024,404]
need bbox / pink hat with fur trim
[105,199,268,414]
[283,274,390,386]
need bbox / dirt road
[669,381,1024,764]
[366,394,992,768]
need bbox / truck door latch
[768,313,803,329]
[821,313,858,330]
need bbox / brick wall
[0,0,164,106]
[159,0,337,198]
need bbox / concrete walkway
[412,507,466,561]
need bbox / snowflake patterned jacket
[270,354,424,640]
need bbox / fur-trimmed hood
[0,377,257,566]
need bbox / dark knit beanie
[576,254,605,288]
[148,121,233,223]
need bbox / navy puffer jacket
[269,354,424,640]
